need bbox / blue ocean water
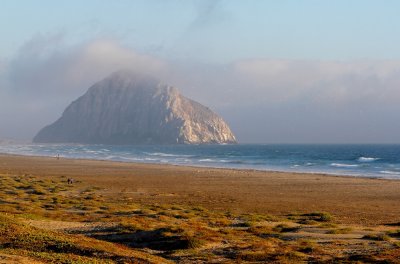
[0,143,400,178]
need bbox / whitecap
[84,150,99,154]
[199,158,214,162]
[100,149,111,152]
[145,152,193,157]
[358,157,379,162]
[119,156,142,161]
[145,152,175,157]
[330,163,359,168]
[380,170,400,175]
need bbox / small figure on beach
[67,178,74,184]
[56,154,60,160]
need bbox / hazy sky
[1,0,400,143]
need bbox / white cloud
[7,34,166,97]
[0,34,167,139]
[1,34,400,143]
[231,59,400,105]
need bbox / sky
[1,0,400,143]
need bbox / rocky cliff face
[33,71,237,144]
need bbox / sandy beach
[1,153,399,226]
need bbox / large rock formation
[33,71,237,144]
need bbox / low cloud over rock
[33,71,237,145]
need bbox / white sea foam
[199,158,214,162]
[84,150,99,154]
[358,157,379,162]
[330,163,359,168]
[118,156,143,161]
[380,170,400,175]
[146,152,176,157]
[1,143,399,180]
[100,149,110,152]
[146,152,193,157]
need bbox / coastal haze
[1,1,400,143]
[2,2,400,263]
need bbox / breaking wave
[380,170,400,175]
[330,163,359,168]
[358,157,379,162]
[1,143,400,179]
[146,152,194,157]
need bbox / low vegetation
[1,173,400,263]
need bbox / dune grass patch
[0,172,399,263]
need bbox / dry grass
[326,227,353,234]
[1,163,400,263]
[0,212,169,263]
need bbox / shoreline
[1,153,400,225]
[0,152,396,181]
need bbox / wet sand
[1,154,399,225]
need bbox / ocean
[0,143,399,179]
